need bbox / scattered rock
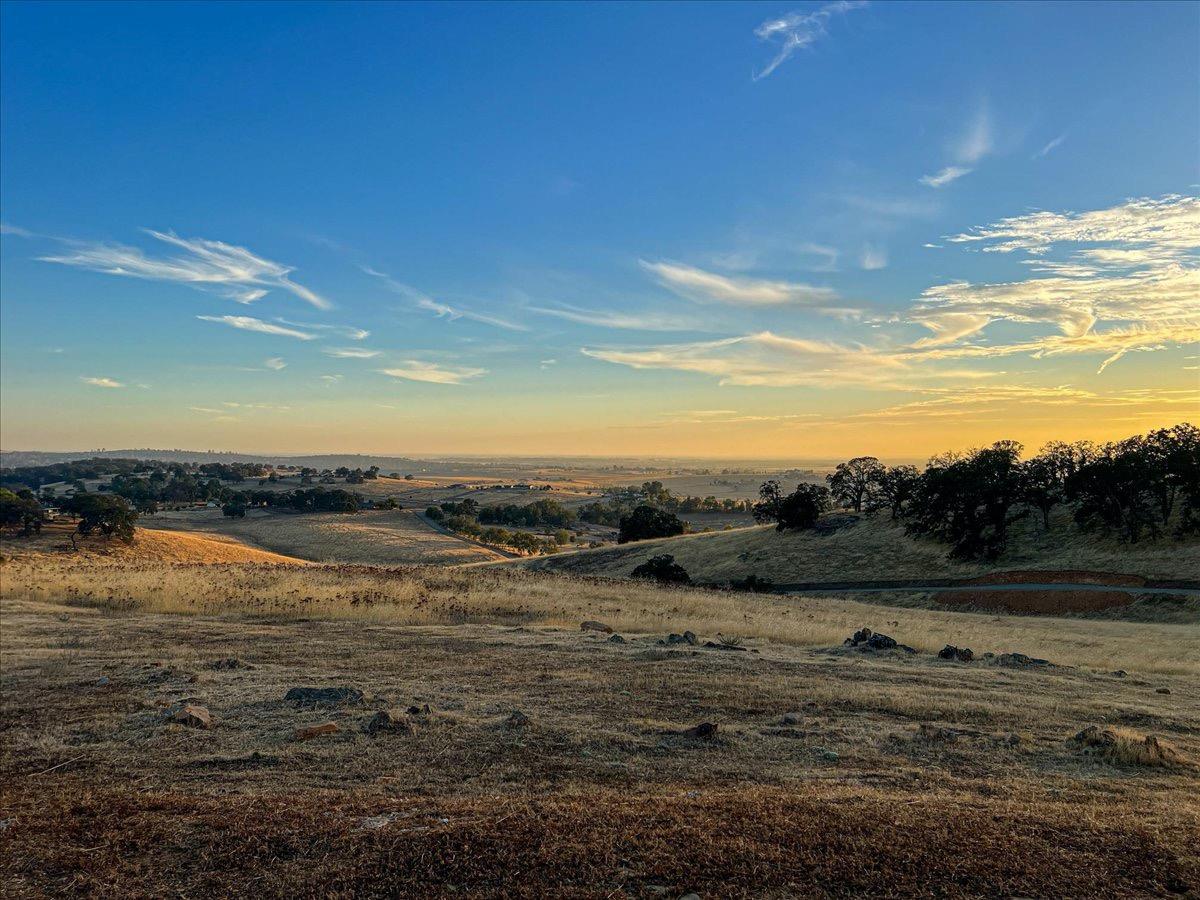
[580,620,613,634]
[663,632,699,646]
[608,634,626,644]
[702,640,747,652]
[994,652,1054,669]
[1111,670,1128,678]
[679,893,702,900]
[167,704,212,729]
[293,722,339,741]
[682,722,718,739]
[95,675,111,687]
[820,749,840,762]
[781,712,805,726]
[364,710,416,735]
[208,658,253,670]
[406,703,432,715]
[284,686,365,705]
[505,710,529,729]
[844,628,915,653]
[1156,687,1171,695]
[937,645,974,662]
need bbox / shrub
[618,505,684,543]
[631,554,691,584]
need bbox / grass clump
[1070,725,1188,767]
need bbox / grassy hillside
[522,508,1200,583]
[1,524,306,565]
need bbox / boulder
[293,722,339,741]
[580,620,613,634]
[995,653,1053,669]
[608,634,626,644]
[168,704,212,729]
[284,686,365,705]
[938,645,974,662]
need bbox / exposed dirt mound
[937,588,1133,615]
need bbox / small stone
[781,712,804,726]
[285,686,365,705]
[682,722,718,739]
[406,703,432,715]
[95,676,111,687]
[680,894,701,900]
[293,722,339,741]
[1156,687,1171,695]
[1111,670,1127,678]
[820,749,839,762]
[168,704,212,729]
[608,634,626,644]
[580,620,613,634]
[665,633,689,645]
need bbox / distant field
[524,507,1200,584]
[143,507,506,566]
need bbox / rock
[168,704,212,729]
[995,652,1053,669]
[293,722,339,741]
[938,645,974,662]
[683,630,697,645]
[95,676,111,687]
[680,894,701,900]
[820,749,840,762]
[1156,687,1171,695]
[580,620,613,634]
[703,640,747,652]
[358,813,399,831]
[505,710,529,729]
[406,703,432,715]
[608,634,626,644]
[682,722,718,739]
[665,632,695,645]
[364,710,416,735]
[845,628,905,651]
[1111,670,1127,678]
[917,724,959,743]
[781,713,804,726]
[284,686,365,705]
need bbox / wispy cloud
[1034,133,1067,158]
[919,165,972,188]
[921,103,993,188]
[753,1,867,80]
[528,302,705,332]
[641,260,845,310]
[275,319,370,341]
[1,222,36,238]
[379,362,487,385]
[40,229,330,309]
[81,376,123,388]
[362,266,526,331]
[196,315,316,340]
[859,243,888,270]
[264,357,287,370]
[322,347,382,359]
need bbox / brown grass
[2,525,306,565]
[3,552,1198,673]
[524,508,1200,583]
[1071,725,1190,768]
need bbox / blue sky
[1,1,1197,457]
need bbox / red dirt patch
[938,588,1134,615]
[965,570,1146,587]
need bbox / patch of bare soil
[937,588,1135,615]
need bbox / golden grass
[1071,725,1190,767]
[2,526,306,565]
[525,507,1200,583]
[143,507,506,565]
[3,551,1198,674]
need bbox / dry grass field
[1,539,1198,896]
[525,509,1200,585]
[144,507,507,565]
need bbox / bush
[618,505,684,543]
[631,554,691,584]
[425,506,445,521]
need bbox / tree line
[752,423,1198,560]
